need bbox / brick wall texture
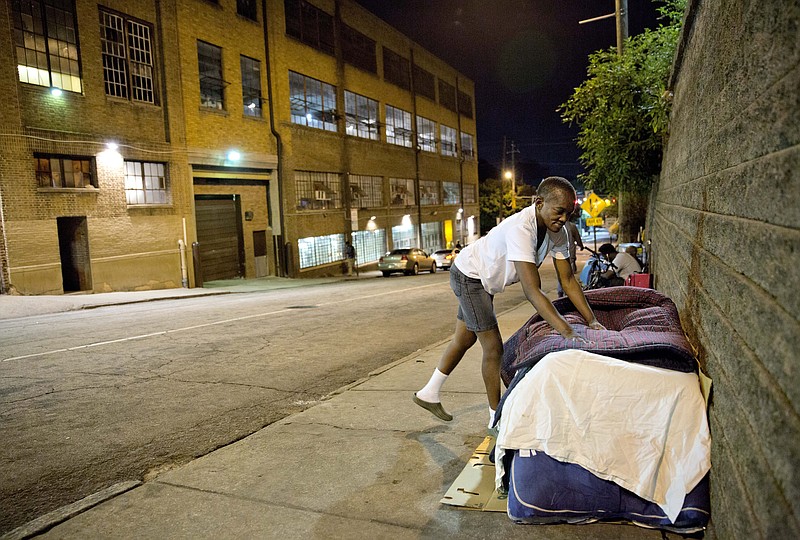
[648,1,800,538]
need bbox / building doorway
[57,216,92,292]
[194,195,245,281]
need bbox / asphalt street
[0,271,531,534]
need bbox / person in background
[413,176,605,427]
[625,245,644,269]
[344,241,356,276]
[557,216,584,297]
[598,243,642,286]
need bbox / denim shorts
[450,264,497,332]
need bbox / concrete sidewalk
[6,279,663,539]
[0,273,381,320]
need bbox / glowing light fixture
[227,150,241,162]
[401,214,412,230]
[106,142,118,151]
[50,87,62,97]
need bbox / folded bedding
[500,286,696,387]
[495,349,711,523]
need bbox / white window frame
[100,9,156,104]
[419,179,439,205]
[125,161,169,205]
[289,71,337,132]
[385,105,412,147]
[349,175,383,208]
[298,233,345,269]
[241,55,262,117]
[460,132,475,160]
[440,125,458,157]
[390,178,415,206]
[416,116,436,153]
[344,91,379,140]
[442,181,460,205]
[295,171,341,210]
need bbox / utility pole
[509,140,518,209]
[501,136,507,176]
[578,0,628,56]
[615,0,629,56]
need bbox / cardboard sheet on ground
[440,436,506,512]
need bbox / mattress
[506,449,710,534]
[501,286,697,386]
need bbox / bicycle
[580,246,618,290]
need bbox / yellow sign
[581,192,607,217]
[586,217,604,226]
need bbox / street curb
[76,290,232,311]
[320,301,531,400]
[1,481,141,540]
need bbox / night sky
[354,0,660,186]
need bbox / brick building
[0,0,479,294]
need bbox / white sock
[416,369,448,403]
[489,408,496,429]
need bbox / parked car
[378,248,437,276]
[431,248,460,270]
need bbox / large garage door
[195,196,244,281]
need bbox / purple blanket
[500,287,695,386]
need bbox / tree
[479,178,516,234]
[559,0,685,241]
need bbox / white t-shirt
[611,251,643,280]
[454,205,570,294]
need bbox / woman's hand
[588,319,606,331]
[561,328,591,345]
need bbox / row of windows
[290,72,476,158]
[294,171,476,211]
[298,229,389,270]
[284,0,474,118]
[12,1,473,132]
[197,41,264,117]
[13,2,262,116]
[34,154,169,205]
[203,0,259,20]
[298,225,455,271]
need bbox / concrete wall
[648,1,800,538]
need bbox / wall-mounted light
[106,142,118,151]
[367,216,377,231]
[227,150,241,162]
[50,87,62,97]
[401,214,412,230]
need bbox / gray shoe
[413,394,453,421]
